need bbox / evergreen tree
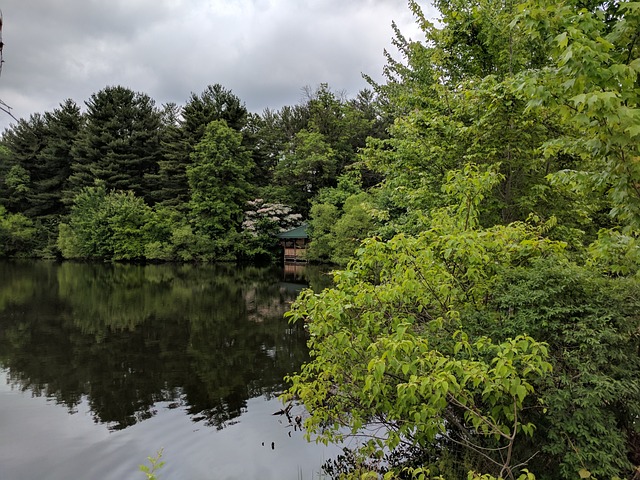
[0,102,83,255]
[0,114,47,215]
[243,103,310,194]
[66,86,162,205]
[153,84,248,209]
[143,102,181,206]
[304,84,388,178]
[32,100,83,220]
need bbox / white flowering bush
[242,199,302,234]
[239,199,303,259]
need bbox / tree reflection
[0,261,320,431]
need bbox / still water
[0,260,340,480]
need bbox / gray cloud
[0,0,436,130]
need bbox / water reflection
[0,260,328,432]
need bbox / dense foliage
[287,165,640,479]
[1,0,639,477]
[283,0,639,478]
[0,83,384,261]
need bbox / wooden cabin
[277,224,309,263]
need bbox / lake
[0,260,341,480]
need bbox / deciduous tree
[286,165,557,478]
[187,120,254,257]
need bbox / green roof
[277,224,308,239]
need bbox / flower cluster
[242,199,302,236]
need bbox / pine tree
[0,114,47,215]
[31,100,83,221]
[153,84,248,209]
[65,86,162,205]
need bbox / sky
[0,0,436,132]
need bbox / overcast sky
[0,0,436,132]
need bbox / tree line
[0,83,386,261]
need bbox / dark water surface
[0,260,339,480]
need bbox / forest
[0,79,384,262]
[1,0,639,478]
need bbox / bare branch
[0,97,17,122]
[0,9,17,122]
[0,9,4,78]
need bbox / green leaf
[555,31,568,48]
[515,384,527,403]
[625,124,640,138]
